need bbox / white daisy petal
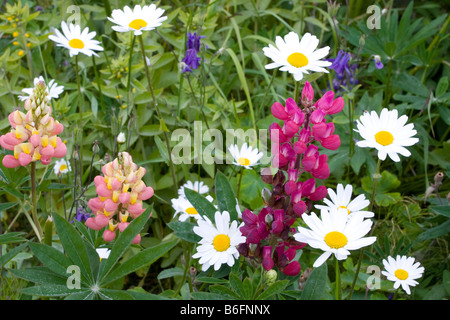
[262,31,331,82]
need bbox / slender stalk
[348,158,381,299]
[74,55,83,171]
[335,257,341,300]
[30,162,43,241]
[138,34,178,193]
[127,33,136,107]
[294,81,300,104]
[237,167,243,201]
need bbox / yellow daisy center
[324,231,348,249]
[238,157,250,166]
[59,164,68,172]
[338,206,351,215]
[129,19,148,30]
[68,38,84,49]
[375,130,394,146]
[395,269,409,280]
[213,234,231,252]
[185,207,198,215]
[287,52,309,68]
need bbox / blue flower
[373,55,384,69]
[181,32,205,73]
[71,207,90,223]
[327,50,358,92]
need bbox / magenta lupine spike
[1,80,67,168]
[85,151,154,244]
[238,81,344,276]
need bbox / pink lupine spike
[29,134,41,147]
[0,136,15,151]
[309,185,328,201]
[132,234,141,244]
[85,217,103,230]
[271,102,289,120]
[327,96,345,115]
[310,109,325,124]
[18,152,32,166]
[53,140,67,158]
[321,134,341,150]
[315,90,335,111]
[40,155,52,165]
[118,222,130,232]
[127,202,145,218]
[103,229,116,242]
[312,154,329,180]
[110,178,122,190]
[96,184,113,197]
[138,186,154,201]
[283,261,301,276]
[88,197,104,212]
[119,192,131,204]
[94,214,110,228]
[262,246,274,271]
[3,132,21,146]
[301,81,314,102]
[2,155,20,168]
[94,176,106,187]
[104,199,119,212]
[40,145,55,157]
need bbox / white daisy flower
[228,143,263,169]
[48,21,104,57]
[382,255,425,295]
[171,195,214,222]
[354,108,419,162]
[262,31,332,81]
[178,180,209,198]
[96,248,111,261]
[53,159,71,175]
[315,184,374,219]
[18,76,64,101]
[192,211,246,271]
[294,208,376,268]
[107,4,167,36]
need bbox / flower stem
[138,34,178,193]
[335,257,341,300]
[294,81,300,103]
[237,167,243,201]
[348,158,381,299]
[30,162,43,241]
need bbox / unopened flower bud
[265,269,278,286]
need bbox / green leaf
[167,221,201,243]
[300,263,328,300]
[190,292,228,300]
[256,280,289,300]
[435,76,448,97]
[52,212,94,284]
[229,273,245,298]
[430,206,450,218]
[21,284,83,297]
[157,267,184,280]
[98,207,152,281]
[0,232,27,245]
[215,171,239,221]
[9,266,68,286]
[0,202,18,211]
[101,239,178,286]
[0,242,28,266]
[184,188,217,222]
[28,242,75,281]
[416,219,450,242]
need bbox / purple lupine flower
[373,55,384,69]
[327,50,358,93]
[181,32,205,73]
[71,207,90,223]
